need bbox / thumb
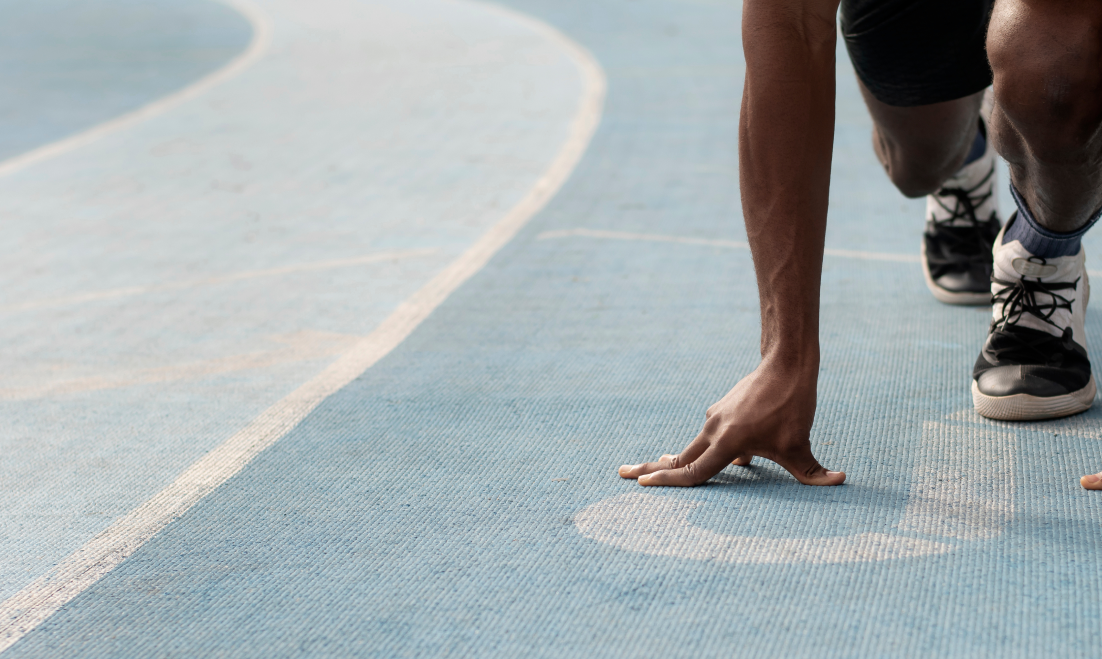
[774,443,845,486]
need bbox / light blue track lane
[0,0,251,161]
[0,0,252,599]
[1,0,583,612]
[8,0,1102,657]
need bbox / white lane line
[538,227,922,264]
[539,228,1102,279]
[538,227,749,250]
[575,493,952,564]
[2,248,438,313]
[0,0,272,180]
[0,330,364,400]
[0,3,605,651]
[822,247,920,263]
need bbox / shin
[988,0,1102,232]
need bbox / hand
[1081,472,1102,490]
[618,359,844,487]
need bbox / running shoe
[972,216,1095,420]
[921,120,1002,305]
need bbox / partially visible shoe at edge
[972,217,1095,421]
[921,119,1002,305]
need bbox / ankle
[1003,184,1101,258]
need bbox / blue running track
[4,0,1102,656]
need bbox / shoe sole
[972,375,1096,421]
[921,242,991,306]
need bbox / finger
[731,455,752,467]
[618,454,677,479]
[1081,472,1102,490]
[638,444,734,487]
[772,443,845,486]
[618,420,719,480]
[675,423,720,467]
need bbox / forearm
[739,0,839,371]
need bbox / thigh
[841,0,993,107]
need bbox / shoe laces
[928,163,997,263]
[990,260,1079,361]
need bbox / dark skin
[620,0,1102,490]
[859,82,982,200]
[620,0,845,487]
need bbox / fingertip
[618,464,638,479]
[803,469,845,486]
[1081,473,1102,490]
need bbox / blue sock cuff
[1004,184,1102,258]
[962,121,986,166]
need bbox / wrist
[760,341,820,375]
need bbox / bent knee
[876,135,962,197]
[885,164,949,198]
[988,0,1102,159]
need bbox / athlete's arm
[619,0,845,486]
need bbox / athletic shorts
[840,0,994,107]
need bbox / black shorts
[840,0,994,107]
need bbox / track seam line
[0,0,272,180]
[538,227,923,264]
[3,248,439,313]
[0,3,605,651]
[539,228,1102,275]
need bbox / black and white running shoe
[921,121,1002,305]
[972,216,1095,420]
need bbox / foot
[972,216,1095,420]
[921,120,1002,305]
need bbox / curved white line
[578,421,1014,564]
[0,3,605,652]
[576,493,953,565]
[0,0,273,180]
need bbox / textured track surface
[5,0,1102,656]
[0,0,251,161]
[1,0,581,607]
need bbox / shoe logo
[1012,257,1057,278]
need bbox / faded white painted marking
[0,2,604,651]
[0,0,272,180]
[0,330,363,400]
[896,421,1014,540]
[538,227,749,250]
[578,419,1015,565]
[822,247,921,264]
[950,409,1102,441]
[3,248,437,313]
[575,493,952,564]
[537,227,921,264]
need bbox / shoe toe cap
[975,365,1074,398]
[933,270,989,294]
